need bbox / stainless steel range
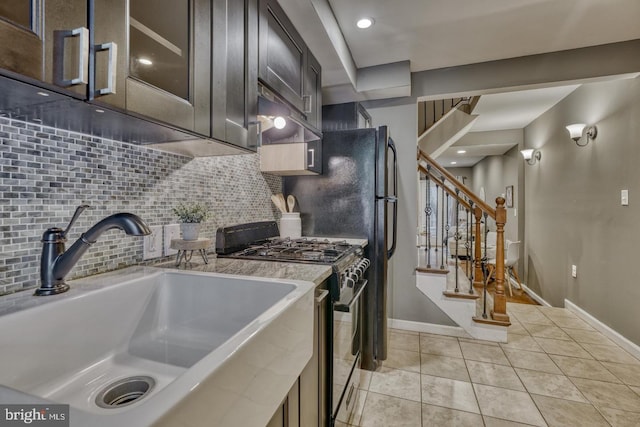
[216,221,369,425]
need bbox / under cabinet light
[273,116,286,129]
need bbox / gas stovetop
[218,237,359,265]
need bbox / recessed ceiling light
[356,18,374,29]
[138,58,153,66]
[95,109,105,113]
[457,150,466,154]
[36,92,49,97]
[451,161,457,165]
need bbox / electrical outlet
[571,264,577,278]
[164,224,181,256]
[143,226,163,260]
[621,189,629,206]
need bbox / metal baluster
[444,190,450,269]
[465,204,471,277]
[439,186,447,270]
[468,201,475,294]
[454,189,460,293]
[425,166,432,268]
[434,181,439,255]
[482,211,489,319]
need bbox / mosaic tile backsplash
[0,117,281,295]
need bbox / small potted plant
[172,202,211,240]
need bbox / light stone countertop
[158,257,333,286]
[0,236,366,316]
[157,236,368,284]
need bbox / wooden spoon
[287,195,296,213]
[277,193,287,213]
[271,194,286,213]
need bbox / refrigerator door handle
[387,138,398,259]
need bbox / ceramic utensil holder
[279,213,301,238]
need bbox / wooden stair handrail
[418,148,496,219]
[418,165,471,211]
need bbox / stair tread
[472,315,511,327]
[443,289,480,299]
[416,266,449,274]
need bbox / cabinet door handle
[307,148,315,168]
[315,289,329,304]
[54,27,89,87]
[303,95,312,114]
[95,42,118,96]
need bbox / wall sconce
[520,148,541,165]
[566,123,597,147]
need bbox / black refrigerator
[283,126,398,370]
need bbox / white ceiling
[320,0,640,86]
[436,85,580,166]
[278,0,640,165]
[470,85,580,132]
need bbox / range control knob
[348,270,359,284]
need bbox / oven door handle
[334,280,367,312]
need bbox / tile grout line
[386,303,640,426]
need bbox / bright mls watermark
[0,405,69,426]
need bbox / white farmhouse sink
[0,267,314,427]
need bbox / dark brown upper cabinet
[258,0,306,113]
[0,0,88,97]
[304,50,322,132]
[0,0,211,136]
[93,0,211,136]
[211,0,259,150]
[258,0,321,133]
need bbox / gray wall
[0,117,280,296]
[472,145,523,242]
[445,167,473,189]
[365,99,455,326]
[471,146,525,277]
[523,76,640,345]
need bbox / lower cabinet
[266,379,300,427]
[267,286,329,427]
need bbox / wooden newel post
[491,197,510,323]
[473,206,484,287]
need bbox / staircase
[418,97,480,157]
[416,107,512,341]
[416,262,507,341]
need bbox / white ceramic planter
[181,223,201,240]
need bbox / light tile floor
[336,302,640,427]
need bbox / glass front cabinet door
[0,0,211,135]
[92,0,211,135]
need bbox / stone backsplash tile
[0,117,281,295]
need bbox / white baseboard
[564,299,640,361]
[519,282,551,307]
[388,318,471,338]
